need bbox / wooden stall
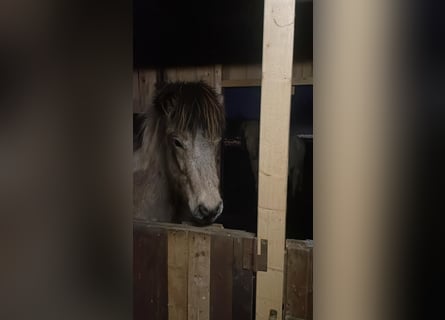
[133,221,313,320]
[133,0,313,318]
[133,220,261,320]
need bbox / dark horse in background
[133,81,225,226]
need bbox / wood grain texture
[168,229,189,320]
[133,221,258,320]
[137,69,157,113]
[196,66,214,87]
[256,0,296,318]
[232,238,254,320]
[210,234,233,320]
[243,238,255,270]
[284,240,313,320]
[134,226,168,320]
[188,232,211,320]
[133,71,141,112]
[256,239,268,272]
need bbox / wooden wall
[133,62,312,113]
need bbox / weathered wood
[177,67,198,82]
[223,65,247,81]
[284,240,313,320]
[133,226,168,320]
[165,68,178,83]
[210,234,233,320]
[188,232,211,320]
[256,0,296,318]
[134,221,258,320]
[255,239,268,272]
[133,72,141,112]
[168,230,189,320]
[308,244,313,320]
[246,64,262,80]
[232,238,254,320]
[133,62,312,111]
[221,62,313,87]
[138,69,157,113]
[196,66,215,88]
[243,237,255,270]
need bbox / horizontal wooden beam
[222,78,313,88]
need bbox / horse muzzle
[192,201,224,225]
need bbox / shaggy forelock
[153,81,225,139]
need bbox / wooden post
[255,0,296,319]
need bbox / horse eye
[173,138,184,149]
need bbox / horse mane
[133,113,147,151]
[152,81,225,139]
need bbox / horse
[133,81,225,226]
[240,120,306,199]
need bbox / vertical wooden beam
[283,240,313,320]
[168,230,189,320]
[133,227,168,320]
[213,64,223,105]
[256,0,296,319]
[213,65,222,94]
[210,234,233,320]
[232,238,254,320]
[188,232,211,320]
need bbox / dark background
[134,0,313,67]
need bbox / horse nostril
[197,203,223,219]
[198,205,209,217]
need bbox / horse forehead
[189,132,214,156]
[192,130,210,145]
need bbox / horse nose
[198,201,223,220]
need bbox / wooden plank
[308,245,313,320]
[292,78,313,86]
[255,239,268,272]
[176,67,197,82]
[222,79,262,87]
[232,238,254,320]
[284,240,313,320]
[210,234,233,320]
[138,69,157,112]
[214,64,223,105]
[133,226,168,320]
[134,219,255,239]
[255,0,296,318]
[168,230,189,320]
[188,232,211,320]
[196,66,214,86]
[223,65,247,81]
[246,64,262,79]
[242,238,255,270]
[302,62,313,82]
[165,68,178,82]
[292,63,304,84]
[133,71,141,112]
[222,76,312,87]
